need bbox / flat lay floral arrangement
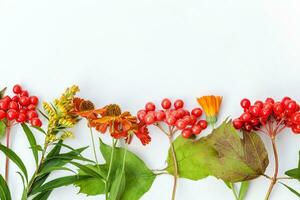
[0,85,300,200]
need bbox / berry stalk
[264,137,279,200]
[168,128,178,200]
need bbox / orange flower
[197,95,222,126]
[73,99,151,145]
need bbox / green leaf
[32,175,90,194]
[75,165,106,195]
[32,191,52,200]
[0,174,11,200]
[280,182,300,198]
[21,123,39,167]
[0,143,28,182]
[285,168,300,179]
[0,120,6,139]
[109,167,126,200]
[166,120,269,182]
[75,140,156,200]
[238,181,249,200]
[70,161,104,180]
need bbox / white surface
[0,0,300,199]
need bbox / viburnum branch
[168,130,178,200]
[264,137,279,200]
[5,122,12,181]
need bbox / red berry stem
[265,137,279,200]
[168,129,178,200]
[5,122,12,181]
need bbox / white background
[0,0,300,199]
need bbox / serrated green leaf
[21,123,39,167]
[0,143,28,182]
[0,174,11,200]
[166,120,269,182]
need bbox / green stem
[230,183,239,200]
[168,133,178,200]
[5,124,12,182]
[105,138,116,199]
[89,128,99,165]
[27,143,49,196]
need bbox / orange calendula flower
[72,98,151,145]
[197,95,222,126]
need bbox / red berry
[161,98,172,109]
[189,115,197,125]
[144,113,156,125]
[176,109,186,119]
[191,108,202,117]
[2,96,11,104]
[181,128,193,138]
[240,112,251,122]
[240,99,251,109]
[19,96,30,106]
[16,113,26,123]
[182,116,191,124]
[249,106,261,117]
[265,98,275,104]
[233,119,243,129]
[174,99,184,109]
[175,119,187,130]
[137,110,147,121]
[254,101,264,109]
[282,97,291,107]
[29,96,39,105]
[20,90,29,97]
[0,110,6,120]
[8,101,19,110]
[12,96,19,102]
[287,101,297,111]
[244,123,252,132]
[166,116,176,125]
[191,125,202,135]
[198,120,208,129]
[291,113,300,125]
[6,109,18,120]
[27,104,36,110]
[31,118,42,127]
[27,110,38,120]
[0,100,8,111]
[13,84,22,94]
[292,124,300,134]
[250,118,260,126]
[19,108,27,114]
[145,102,156,112]
[155,111,166,121]
[273,103,284,115]
[260,108,272,118]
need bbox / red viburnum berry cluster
[0,84,42,127]
[233,97,300,135]
[137,98,208,138]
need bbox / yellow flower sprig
[43,85,80,143]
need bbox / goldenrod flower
[43,85,80,143]
[197,95,222,126]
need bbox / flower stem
[105,138,116,199]
[168,134,178,200]
[229,183,239,200]
[5,124,11,181]
[264,137,279,200]
[89,128,99,164]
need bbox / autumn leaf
[166,120,269,182]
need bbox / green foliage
[0,120,6,139]
[167,120,269,182]
[74,139,156,200]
